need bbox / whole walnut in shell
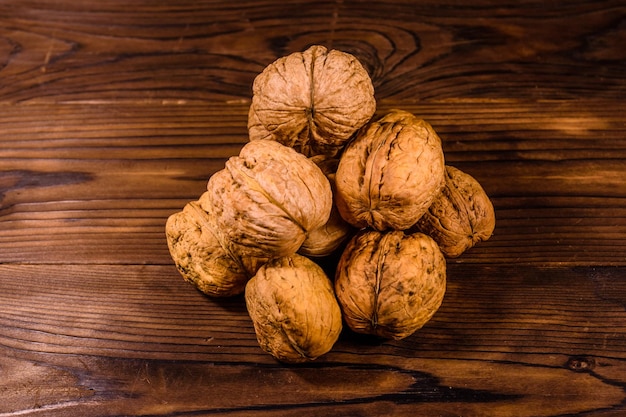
[415,165,495,258]
[245,254,343,363]
[205,139,333,259]
[335,229,446,340]
[165,197,259,297]
[335,109,446,231]
[248,45,376,158]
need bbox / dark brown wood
[1,0,625,416]
[1,0,624,103]
[2,264,626,416]
[2,101,624,266]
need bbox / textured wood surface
[1,1,625,416]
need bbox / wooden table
[1,1,625,416]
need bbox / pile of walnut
[166,45,495,363]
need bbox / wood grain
[0,0,624,103]
[1,0,625,416]
[2,101,625,266]
[1,264,625,416]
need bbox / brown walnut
[165,197,260,297]
[205,139,333,259]
[248,45,376,158]
[335,229,446,340]
[245,254,343,363]
[334,109,446,231]
[415,165,495,258]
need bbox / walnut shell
[335,109,446,231]
[165,199,252,297]
[197,191,268,276]
[415,165,496,258]
[245,254,343,363]
[299,156,354,257]
[335,229,446,340]
[205,139,333,259]
[248,45,376,158]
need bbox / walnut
[299,156,354,257]
[245,254,343,363]
[335,109,446,231]
[415,165,495,258]
[205,139,333,259]
[165,197,259,297]
[335,229,446,340]
[248,45,376,158]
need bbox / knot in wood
[566,356,596,372]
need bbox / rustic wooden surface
[1,1,625,416]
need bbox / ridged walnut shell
[245,254,343,363]
[165,199,252,297]
[205,140,332,259]
[335,109,446,231]
[415,165,496,258]
[248,45,376,158]
[335,230,446,340]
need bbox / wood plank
[1,0,623,103]
[1,263,625,416]
[3,264,625,361]
[2,101,625,265]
